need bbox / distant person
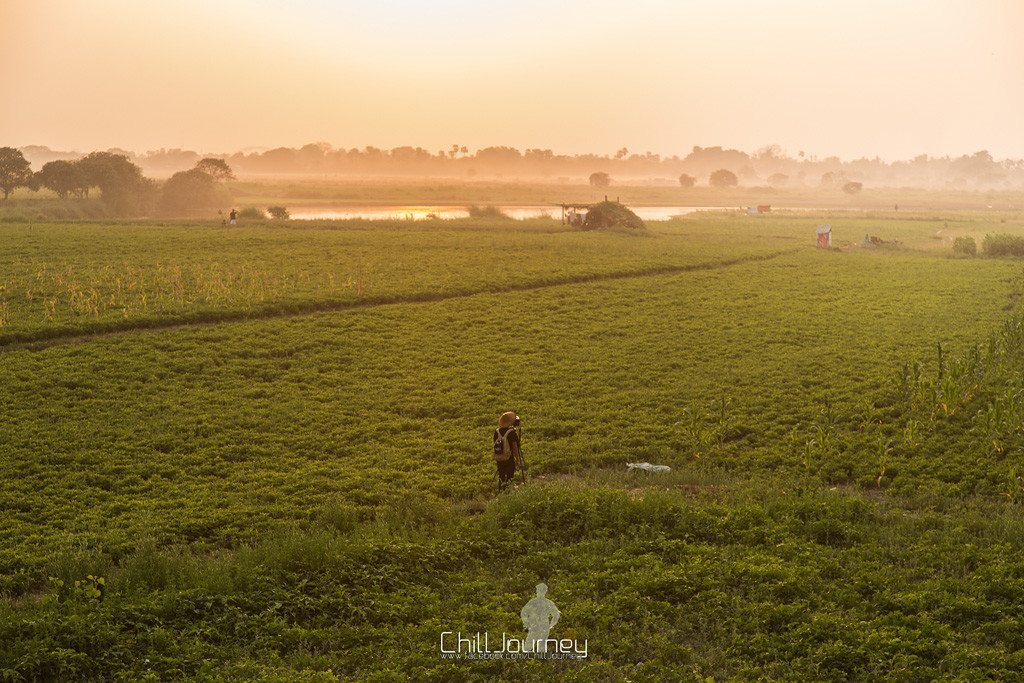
[229,208,238,225]
[493,411,521,490]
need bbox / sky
[2,0,1022,160]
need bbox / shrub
[982,234,1024,257]
[678,173,696,188]
[709,169,738,188]
[466,205,509,219]
[589,172,611,188]
[952,236,977,257]
[842,181,864,195]
[267,206,290,220]
[239,206,266,220]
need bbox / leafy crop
[3,212,1024,679]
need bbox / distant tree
[589,172,611,188]
[614,147,629,160]
[77,151,154,214]
[678,173,696,188]
[842,181,863,195]
[195,157,235,181]
[36,160,86,199]
[267,206,290,220]
[160,168,219,215]
[0,147,33,200]
[709,169,738,188]
[768,173,789,187]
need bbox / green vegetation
[3,210,1024,679]
[952,235,977,256]
[238,206,267,220]
[983,233,1024,257]
[465,204,509,219]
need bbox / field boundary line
[0,248,799,352]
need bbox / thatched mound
[584,201,645,230]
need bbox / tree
[36,160,86,199]
[842,181,863,195]
[77,151,153,215]
[160,168,219,215]
[709,169,738,188]
[678,173,696,188]
[0,147,33,200]
[589,172,611,188]
[195,158,235,181]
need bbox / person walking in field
[493,411,521,491]
[229,208,238,225]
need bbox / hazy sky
[2,0,1022,160]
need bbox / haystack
[583,201,645,231]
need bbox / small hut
[560,203,590,227]
[816,224,832,248]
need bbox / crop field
[4,211,1024,680]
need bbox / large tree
[195,157,234,181]
[77,151,153,215]
[36,160,86,199]
[0,147,33,200]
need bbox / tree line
[0,147,234,216]
[19,143,1024,190]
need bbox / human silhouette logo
[521,583,561,653]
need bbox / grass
[3,209,1024,679]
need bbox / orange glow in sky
[2,0,1022,159]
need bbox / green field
[4,212,1024,680]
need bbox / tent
[816,224,832,248]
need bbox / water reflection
[288,205,733,221]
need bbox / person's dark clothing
[495,426,519,487]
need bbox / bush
[466,205,509,219]
[842,181,864,195]
[952,236,977,257]
[982,234,1024,257]
[709,169,738,188]
[267,206,290,220]
[238,207,266,220]
[589,172,611,188]
[678,173,696,188]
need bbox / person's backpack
[493,428,515,462]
